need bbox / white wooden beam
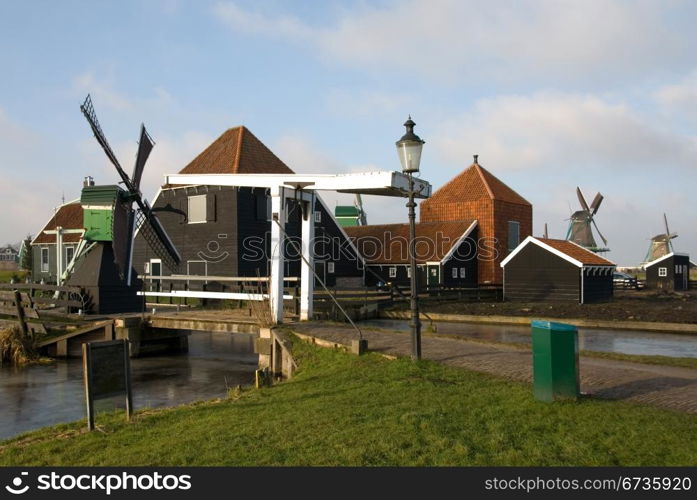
[300,192,315,321]
[269,187,286,324]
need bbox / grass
[0,326,43,366]
[1,337,696,466]
[0,270,28,283]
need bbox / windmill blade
[80,95,135,192]
[135,204,181,272]
[590,192,604,215]
[591,218,608,246]
[663,213,671,237]
[576,187,590,212]
[131,124,154,193]
[543,223,548,239]
[355,193,367,225]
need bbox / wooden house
[131,126,364,289]
[419,156,532,285]
[0,246,19,271]
[500,236,615,303]
[344,220,478,288]
[30,201,84,283]
[644,252,690,291]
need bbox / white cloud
[213,0,693,84]
[325,88,414,118]
[655,70,697,120]
[432,92,697,174]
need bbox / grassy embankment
[1,336,696,466]
[0,270,28,283]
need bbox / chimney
[473,154,479,165]
[83,176,95,187]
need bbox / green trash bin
[531,320,580,402]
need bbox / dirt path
[292,323,697,414]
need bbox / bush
[0,326,40,366]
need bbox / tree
[19,235,32,272]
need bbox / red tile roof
[178,126,294,175]
[425,161,530,206]
[344,220,476,264]
[32,202,84,244]
[538,238,614,266]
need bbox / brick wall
[419,198,531,284]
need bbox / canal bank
[380,310,697,334]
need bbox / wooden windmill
[644,213,678,263]
[565,187,609,253]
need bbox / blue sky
[1,0,696,265]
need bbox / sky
[0,0,695,265]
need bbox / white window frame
[188,194,207,224]
[452,267,458,278]
[314,211,322,223]
[388,266,397,278]
[41,247,49,272]
[658,267,667,277]
[675,265,680,274]
[407,267,411,278]
[327,262,335,274]
[65,246,75,266]
[460,267,466,278]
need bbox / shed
[644,252,690,291]
[501,236,615,303]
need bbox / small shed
[501,237,615,303]
[644,252,690,291]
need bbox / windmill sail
[645,213,678,262]
[132,124,154,192]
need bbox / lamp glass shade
[397,140,423,174]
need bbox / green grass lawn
[1,337,696,466]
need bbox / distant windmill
[334,194,368,227]
[644,213,677,263]
[63,95,182,313]
[565,187,609,253]
[543,223,549,239]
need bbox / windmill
[334,194,368,227]
[64,95,181,314]
[644,213,677,263]
[565,187,609,253]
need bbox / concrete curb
[380,310,697,334]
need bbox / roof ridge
[474,164,495,199]
[233,126,244,173]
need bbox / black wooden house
[644,252,690,291]
[500,236,615,303]
[344,220,478,288]
[131,127,364,289]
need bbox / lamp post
[396,116,425,360]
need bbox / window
[507,221,520,251]
[314,211,322,223]
[65,246,75,265]
[452,267,458,278]
[327,262,335,274]
[255,194,271,221]
[144,262,150,275]
[389,267,397,278]
[460,267,466,278]
[41,247,49,272]
[658,267,667,277]
[407,267,411,278]
[188,195,207,223]
[676,265,681,274]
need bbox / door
[428,265,440,287]
[150,259,162,292]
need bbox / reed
[0,325,39,366]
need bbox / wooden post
[82,343,95,431]
[124,343,133,420]
[13,290,29,338]
[169,282,173,305]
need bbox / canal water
[0,332,258,440]
[361,319,697,359]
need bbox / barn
[344,220,478,288]
[644,252,690,291]
[501,236,615,303]
[31,200,84,284]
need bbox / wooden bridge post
[13,290,29,338]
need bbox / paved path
[292,323,697,414]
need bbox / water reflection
[362,320,697,359]
[0,332,257,440]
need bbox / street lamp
[396,116,425,360]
